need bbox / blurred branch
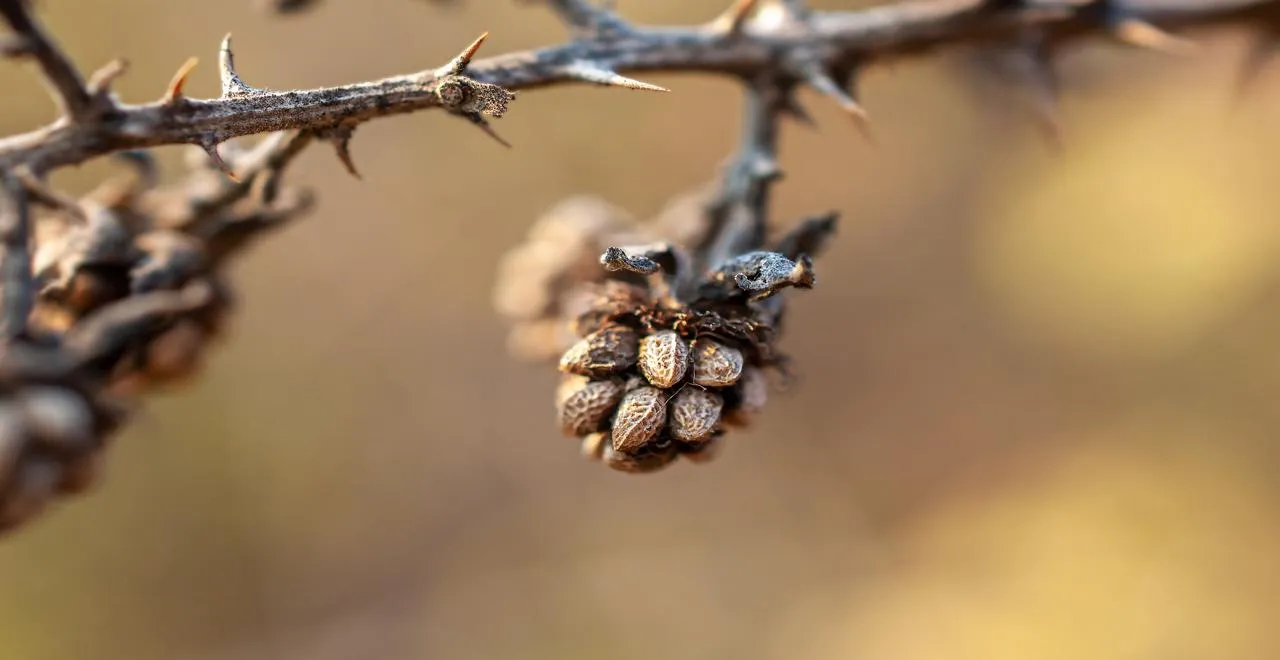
[2,0,1277,174]
[0,172,33,340]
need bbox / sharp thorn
[200,140,240,181]
[799,65,872,141]
[558,61,670,92]
[464,113,512,148]
[1110,17,1197,56]
[708,0,761,36]
[326,127,362,180]
[86,58,129,96]
[437,32,489,77]
[164,57,199,104]
[219,33,258,97]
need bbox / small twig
[701,75,783,274]
[0,172,33,340]
[0,0,96,121]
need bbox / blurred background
[4,1,1280,658]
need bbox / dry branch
[2,0,1280,531]
[2,0,1278,174]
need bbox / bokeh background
[4,1,1280,658]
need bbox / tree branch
[0,172,33,340]
[1,0,1276,174]
[0,0,96,121]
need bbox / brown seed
[638,329,688,388]
[690,339,744,387]
[19,386,94,452]
[610,386,667,452]
[668,388,723,443]
[556,375,624,436]
[602,442,678,474]
[558,325,639,377]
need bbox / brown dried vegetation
[1,0,1278,529]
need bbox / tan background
[4,1,1280,659]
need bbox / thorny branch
[2,0,1279,175]
[1,0,1279,529]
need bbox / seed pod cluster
[555,285,779,474]
[0,136,313,536]
[500,188,836,474]
[24,138,313,395]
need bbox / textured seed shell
[610,386,667,452]
[556,375,624,437]
[638,330,689,388]
[602,443,678,474]
[690,339,744,387]
[668,388,723,443]
[558,325,639,377]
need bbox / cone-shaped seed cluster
[555,281,772,474]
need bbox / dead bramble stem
[0,0,1277,525]
[3,0,1280,174]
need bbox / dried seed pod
[638,329,689,388]
[611,385,667,452]
[690,339,744,387]
[668,387,723,444]
[19,386,95,451]
[558,324,639,377]
[601,442,678,474]
[724,366,767,427]
[556,375,624,436]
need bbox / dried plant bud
[638,329,689,388]
[18,386,95,451]
[691,339,744,387]
[556,375,624,436]
[601,441,678,474]
[558,324,639,377]
[610,385,666,452]
[668,387,723,444]
[725,366,767,427]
